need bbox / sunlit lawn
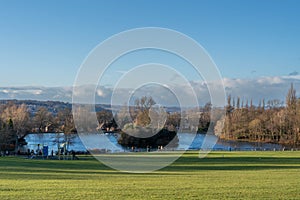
[1,151,300,199]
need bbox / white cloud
[0,75,299,106]
[256,76,284,85]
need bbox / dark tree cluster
[0,118,16,153]
[118,128,178,149]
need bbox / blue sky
[0,0,300,87]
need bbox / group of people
[130,145,164,152]
[0,150,10,156]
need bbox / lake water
[24,133,284,154]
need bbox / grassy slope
[0,151,300,200]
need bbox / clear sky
[0,0,300,87]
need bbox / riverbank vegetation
[219,84,300,147]
[117,96,179,148]
[0,103,76,153]
[0,84,299,153]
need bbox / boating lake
[24,133,284,154]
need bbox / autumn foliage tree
[0,103,30,153]
[219,84,300,147]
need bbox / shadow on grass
[162,155,300,172]
[1,154,300,179]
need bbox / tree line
[0,97,182,152]
[0,103,76,153]
[218,84,300,147]
[1,83,299,153]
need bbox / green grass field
[1,151,300,199]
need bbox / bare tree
[34,107,53,132]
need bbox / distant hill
[0,99,181,116]
[0,99,113,116]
